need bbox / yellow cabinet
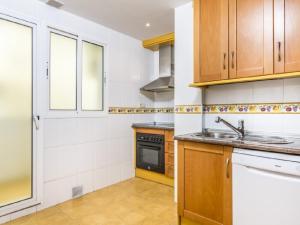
[194,0,229,82]
[274,0,300,73]
[194,0,273,82]
[193,0,300,87]
[229,0,273,78]
[178,141,232,225]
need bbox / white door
[233,151,300,225]
[0,14,38,215]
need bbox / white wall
[154,92,174,122]
[175,2,202,136]
[0,0,155,219]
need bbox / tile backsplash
[205,78,300,104]
[204,78,300,136]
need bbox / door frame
[0,11,41,217]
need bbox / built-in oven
[136,133,165,174]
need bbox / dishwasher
[232,148,300,225]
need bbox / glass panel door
[0,18,33,207]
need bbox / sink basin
[192,131,237,139]
[241,135,293,144]
[191,131,293,144]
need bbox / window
[48,29,106,114]
[82,41,104,111]
[49,32,77,110]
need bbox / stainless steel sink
[241,135,293,144]
[192,131,237,139]
[191,131,293,144]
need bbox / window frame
[48,29,78,112]
[46,29,107,118]
[79,38,106,115]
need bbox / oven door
[136,141,165,174]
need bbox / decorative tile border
[174,105,202,114]
[109,103,300,114]
[108,107,174,114]
[204,103,300,114]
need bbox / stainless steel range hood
[140,45,174,92]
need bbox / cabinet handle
[278,42,282,62]
[231,51,235,69]
[226,158,230,178]
[223,53,227,70]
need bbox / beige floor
[5,178,178,225]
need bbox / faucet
[215,116,245,138]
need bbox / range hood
[140,45,174,92]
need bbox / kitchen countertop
[175,132,300,155]
[132,122,174,130]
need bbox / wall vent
[72,186,83,198]
[46,0,64,8]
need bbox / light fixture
[145,23,151,28]
[46,0,64,8]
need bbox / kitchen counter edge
[132,124,174,130]
[175,134,300,156]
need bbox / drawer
[165,165,174,178]
[165,131,174,142]
[165,153,174,166]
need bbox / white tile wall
[204,78,300,136]
[283,78,300,102]
[41,115,141,208]
[154,92,174,123]
[205,78,300,105]
[0,0,157,221]
[175,2,202,135]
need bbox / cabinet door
[178,142,232,225]
[194,0,229,82]
[229,0,273,78]
[275,0,300,73]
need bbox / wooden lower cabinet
[178,141,232,225]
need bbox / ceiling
[42,0,191,40]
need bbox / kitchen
[0,0,300,225]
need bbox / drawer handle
[226,158,230,178]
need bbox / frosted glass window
[82,41,104,111]
[50,32,77,110]
[0,18,32,207]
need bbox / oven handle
[137,141,164,148]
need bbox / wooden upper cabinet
[229,0,274,78]
[275,0,300,73]
[194,0,229,82]
[178,142,232,225]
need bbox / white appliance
[232,148,300,225]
